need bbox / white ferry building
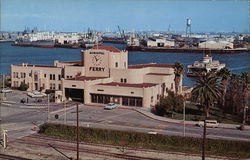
[11,46,182,108]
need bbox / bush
[18,81,29,91]
[39,123,250,158]
[154,91,184,116]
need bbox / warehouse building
[198,40,234,49]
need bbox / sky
[0,0,249,33]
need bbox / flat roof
[128,63,175,69]
[62,60,82,64]
[146,73,172,76]
[91,46,121,53]
[67,76,107,81]
[97,82,158,88]
[17,64,59,68]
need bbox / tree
[154,91,184,117]
[225,74,242,114]
[174,62,184,94]
[241,72,250,126]
[191,73,222,160]
[18,81,29,91]
[217,67,231,109]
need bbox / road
[0,90,250,142]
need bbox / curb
[85,104,250,131]
[133,108,195,126]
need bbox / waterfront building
[55,33,80,44]
[198,40,234,49]
[11,46,181,108]
[147,38,175,48]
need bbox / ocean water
[0,42,249,86]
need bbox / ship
[187,55,226,77]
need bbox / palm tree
[229,74,242,113]
[217,67,231,109]
[174,62,184,94]
[192,73,222,160]
[241,72,250,126]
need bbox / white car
[104,103,118,110]
[0,88,13,93]
[198,120,219,128]
[27,91,46,98]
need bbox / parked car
[0,88,13,93]
[197,120,219,128]
[27,91,46,98]
[104,103,118,110]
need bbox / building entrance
[65,88,84,103]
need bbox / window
[122,97,128,106]
[129,98,135,106]
[50,74,53,80]
[115,62,118,68]
[151,96,153,103]
[53,83,55,90]
[34,74,38,81]
[135,98,142,107]
[44,74,46,78]
[58,84,61,90]
[50,83,53,89]
[120,79,123,83]
[53,74,55,80]
[124,79,127,83]
[24,73,26,78]
[58,75,61,80]
[97,89,104,91]
[13,81,18,87]
[29,73,32,77]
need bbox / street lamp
[64,100,67,124]
[183,100,186,137]
[76,103,79,160]
[47,93,51,122]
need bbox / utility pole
[202,118,207,160]
[3,130,7,149]
[64,101,67,124]
[47,94,50,122]
[76,103,79,160]
[183,101,186,137]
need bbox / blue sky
[1,0,249,33]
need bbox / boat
[187,55,226,77]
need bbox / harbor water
[0,42,249,86]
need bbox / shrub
[154,91,184,116]
[39,123,250,158]
[18,81,29,91]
